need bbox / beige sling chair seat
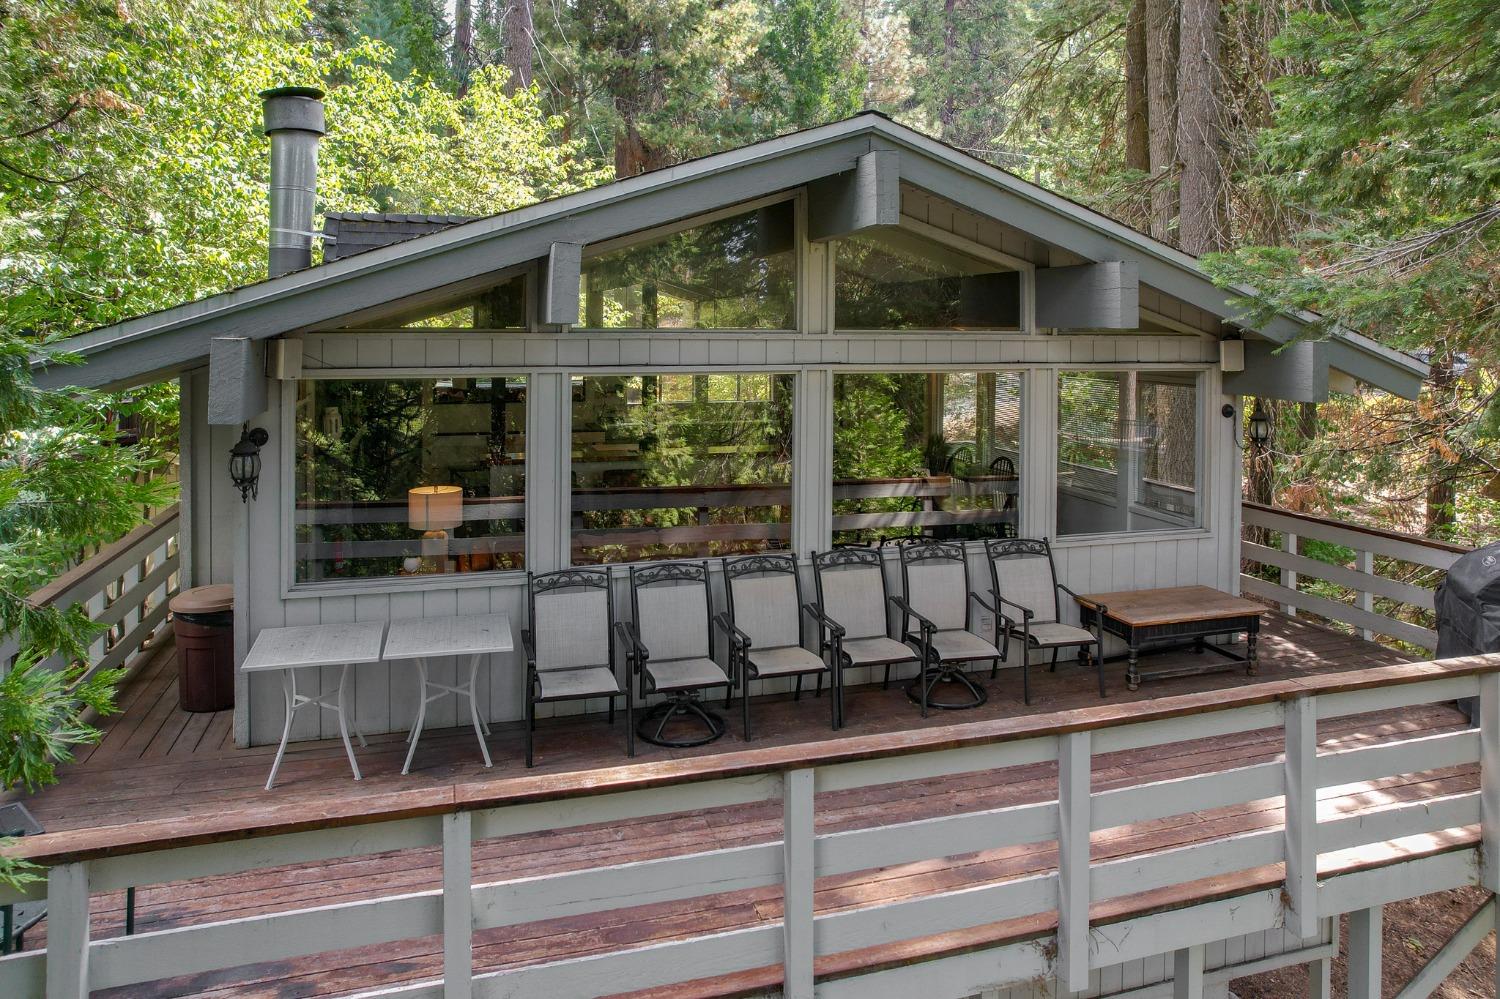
[985,537,1105,704]
[809,547,922,727]
[896,541,1004,716]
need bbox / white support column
[793,371,833,555]
[782,768,815,999]
[46,862,90,999]
[526,372,570,572]
[443,811,474,999]
[1282,530,1299,615]
[1057,731,1091,993]
[1481,671,1500,893]
[1283,695,1318,938]
[1172,943,1204,999]
[1355,549,1374,640]
[1347,906,1383,999]
[1307,957,1332,999]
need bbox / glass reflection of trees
[832,372,1023,545]
[294,378,527,582]
[580,202,796,329]
[570,374,794,564]
[835,229,1020,330]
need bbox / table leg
[466,654,492,768]
[266,669,297,791]
[403,659,430,776]
[1126,646,1141,691]
[337,664,362,781]
[1246,625,1259,676]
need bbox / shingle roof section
[322,212,479,262]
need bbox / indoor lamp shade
[408,485,464,531]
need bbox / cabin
[2,88,1495,999]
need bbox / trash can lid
[170,584,234,615]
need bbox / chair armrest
[802,602,845,640]
[520,628,537,668]
[991,590,1035,621]
[713,611,752,650]
[1060,584,1106,617]
[970,591,998,615]
[613,620,648,664]
[889,595,936,635]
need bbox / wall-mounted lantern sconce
[1247,400,1273,450]
[230,426,270,502]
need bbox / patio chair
[522,569,632,767]
[717,553,835,740]
[620,561,733,747]
[985,537,1105,704]
[810,547,921,725]
[896,541,1004,716]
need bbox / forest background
[1,0,1496,671]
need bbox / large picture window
[832,371,1023,545]
[580,202,796,330]
[570,374,794,564]
[1056,370,1199,536]
[835,229,1021,331]
[293,377,527,583]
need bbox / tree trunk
[1424,355,1458,537]
[1124,0,1150,175]
[454,0,474,95]
[1176,0,1225,254]
[1145,0,1179,242]
[502,0,535,91]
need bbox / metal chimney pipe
[260,87,326,278]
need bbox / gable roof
[32,112,1427,397]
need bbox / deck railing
[1,655,1496,997]
[1240,503,1469,653]
[0,504,181,681]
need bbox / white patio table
[242,622,387,790]
[383,613,513,775]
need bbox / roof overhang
[32,114,1428,399]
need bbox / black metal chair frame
[716,553,836,739]
[896,540,1001,715]
[620,560,730,747]
[810,547,919,726]
[985,537,1106,704]
[521,568,632,767]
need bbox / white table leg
[337,664,362,781]
[403,658,431,776]
[467,654,492,768]
[266,669,298,791]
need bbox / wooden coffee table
[1072,585,1264,691]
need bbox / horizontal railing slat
[813,872,1057,954]
[816,799,1058,876]
[27,506,180,612]
[1241,505,1466,570]
[1241,540,1435,611]
[1317,729,1479,789]
[1091,827,1283,901]
[1316,792,1480,854]
[1092,760,1284,831]
[1240,574,1437,649]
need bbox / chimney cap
[260,86,326,136]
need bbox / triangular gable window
[835,228,1020,331]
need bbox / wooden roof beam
[207,337,268,426]
[1035,261,1139,330]
[806,149,899,242]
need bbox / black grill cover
[1435,541,1500,658]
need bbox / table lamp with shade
[409,485,463,572]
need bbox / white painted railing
[0,505,181,681]
[1,655,1495,998]
[1241,502,1468,652]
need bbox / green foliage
[0,652,124,795]
[754,0,866,130]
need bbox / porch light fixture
[230,426,269,502]
[1247,400,1273,449]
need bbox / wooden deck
[7,612,1479,998]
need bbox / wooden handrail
[1242,501,1470,556]
[26,505,181,610]
[8,652,1498,867]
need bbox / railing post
[1057,731,1091,993]
[1283,695,1318,938]
[45,862,90,999]
[1307,956,1332,999]
[1281,530,1299,616]
[1172,943,1204,999]
[782,768,815,999]
[442,811,473,999]
[1347,905,1382,999]
[1481,672,1500,893]
[1355,549,1374,641]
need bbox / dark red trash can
[170,585,235,712]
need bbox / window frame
[279,371,538,597]
[562,368,799,569]
[574,192,804,335]
[1049,364,1213,546]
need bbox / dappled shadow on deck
[9,612,1470,999]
